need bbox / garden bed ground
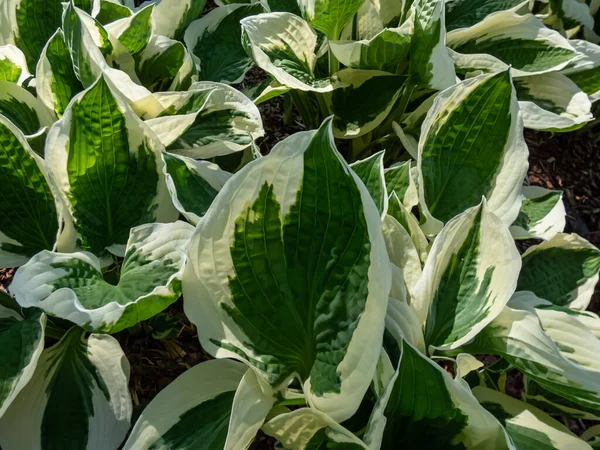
[0,94,598,446]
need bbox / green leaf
[0,328,132,450]
[464,306,600,416]
[11,221,193,333]
[448,10,578,76]
[413,201,520,351]
[45,75,177,256]
[350,151,387,216]
[330,27,411,72]
[185,3,264,84]
[510,186,565,240]
[384,162,418,210]
[0,81,55,136]
[123,359,274,450]
[297,0,364,40]
[263,408,368,449]
[163,152,231,225]
[408,0,456,90]
[364,340,509,449]
[516,233,600,310]
[134,35,196,92]
[417,71,528,234]
[149,0,207,40]
[515,72,592,132]
[474,386,592,450]
[147,82,264,158]
[183,118,391,422]
[445,0,527,32]
[105,4,153,55]
[0,45,32,84]
[387,192,429,263]
[562,40,600,102]
[241,12,333,92]
[0,114,59,267]
[94,0,133,25]
[36,30,85,117]
[0,308,45,418]
[327,70,406,138]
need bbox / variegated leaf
[474,386,592,450]
[387,192,429,262]
[327,69,406,138]
[546,0,594,31]
[447,10,579,76]
[185,3,264,84]
[147,82,264,158]
[515,72,593,132]
[163,152,232,225]
[561,40,600,102]
[241,12,333,92]
[263,408,369,449]
[11,221,193,333]
[445,0,529,32]
[330,27,411,72]
[123,359,274,450]
[297,0,364,40]
[417,71,528,234]
[384,161,418,210]
[516,233,600,310]
[0,328,132,450]
[0,307,45,418]
[350,151,387,216]
[183,118,391,422]
[104,3,153,55]
[93,0,132,25]
[364,339,509,449]
[45,75,177,256]
[510,186,565,241]
[413,201,521,351]
[0,114,62,268]
[144,0,206,39]
[464,306,600,417]
[408,0,456,90]
[0,45,32,84]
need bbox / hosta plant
[0,0,600,449]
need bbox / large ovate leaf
[329,27,411,72]
[183,118,391,422]
[516,233,600,310]
[474,386,592,450]
[463,306,600,416]
[145,0,206,39]
[447,10,579,76]
[241,12,333,92]
[445,0,529,32]
[327,69,406,138]
[123,359,274,450]
[297,0,364,39]
[408,0,456,90]
[413,201,521,351]
[0,308,45,418]
[417,71,528,234]
[163,152,232,225]
[364,339,509,449]
[515,72,593,132]
[10,221,193,333]
[36,30,85,117]
[263,408,369,449]
[185,3,264,84]
[0,328,132,450]
[561,40,600,102]
[94,0,132,25]
[384,161,418,210]
[0,45,32,85]
[147,82,264,158]
[45,75,177,256]
[510,186,565,241]
[0,114,61,268]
